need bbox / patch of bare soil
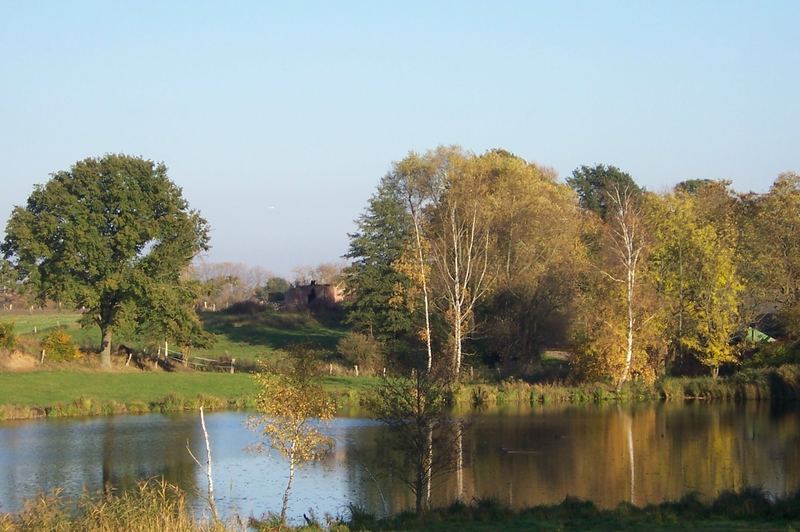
[0,350,38,371]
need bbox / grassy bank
[0,371,381,421]
[2,364,800,421]
[660,364,800,401]
[459,364,800,408]
[0,371,258,420]
[2,481,799,531]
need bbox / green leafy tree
[567,164,642,220]
[344,172,415,341]
[675,178,716,195]
[2,154,209,368]
[249,349,335,524]
[255,276,290,300]
[136,277,214,356]
[0,258,17,304]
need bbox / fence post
[354,365,359,377]
[40,349,45,365]
[329,363,333,375]
[383,367,386,377]
[230,358,235,374]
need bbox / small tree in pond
[365,372,460,515]
[249,349,336,524]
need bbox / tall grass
[461,378,660,408]
[659,364,800,401]
[0,479,231,532]
[4,483,798,531]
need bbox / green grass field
[0,371,257,406]
[0,308,347,363]
[0,371,376,407]
[0,309,360,419]
[0,311,99,346]
[193,310,347,361]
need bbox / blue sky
[1,1,797,276]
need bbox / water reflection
[0,415,199,513]
[0,402,798,521]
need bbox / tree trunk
[100,327,112,369]
[199,407,218,521]
[280,446,295,524]
[411,213,434,372]
[424,422,433,510]
[415,473,424,515]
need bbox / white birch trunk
[281,443,296,524]
[410,205,434,372]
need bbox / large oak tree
[2,154,209,368]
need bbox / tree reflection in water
[1,403,799,520]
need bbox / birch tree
[603,186,645,387]
[393,150,451,372]
[249,349,335,524]
[428,159,494,380]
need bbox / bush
[336,332,384,373]
[745,341,800,368]
[41,328,79,362]
[224,300,266,315]
[0,321,15,350]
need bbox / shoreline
[1,364,798,422]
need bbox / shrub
[336,332,384,373]
[40,328,79,361]
[0,321,15,350]
[224,300,266,315]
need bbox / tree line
[344,146,800,384]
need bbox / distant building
[284,280,345,309]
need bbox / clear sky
[1,1,797,276]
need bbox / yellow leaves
[647,190,744,374]
[251,354,336,465]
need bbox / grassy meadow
[0,308,347,363]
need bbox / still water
[1,402,798,521]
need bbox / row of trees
[344,147,800,384]
[189,261,345,309]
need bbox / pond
[1,402,798,523]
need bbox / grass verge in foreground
[342,488,800,531]
[2,481,799,531]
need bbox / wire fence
[163,349,237,373]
